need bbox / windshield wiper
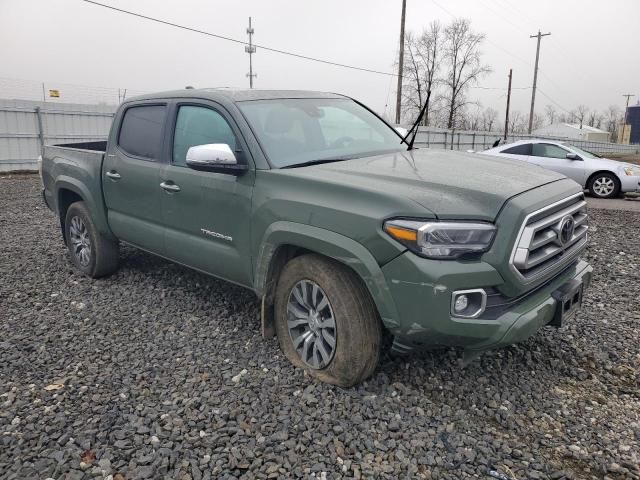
[401,89,431,150]
[280,156,353,169]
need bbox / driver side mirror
[186,144,248,175]
[566,153,582,161]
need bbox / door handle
[160,181,181,193]
[105,170,121,180]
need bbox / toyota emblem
[559,216,575,245]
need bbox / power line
[80,0,399,78]
[537,88,577,121]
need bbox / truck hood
[281,149,567,221]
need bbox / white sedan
[481,140,640,199]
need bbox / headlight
[623,166,638,176]
[383,219,496,259]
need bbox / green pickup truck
[40,89,592,386]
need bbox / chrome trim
[509,193,588,284]
[451,288,487,319]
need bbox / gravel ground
[1,175,639,480]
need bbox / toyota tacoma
[40,89,592,386]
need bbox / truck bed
[41,142,108,223]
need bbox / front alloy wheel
[589,173,619,199]
[274,254,382,387]
[287,280,337,369]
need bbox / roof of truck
[127,88,346,103]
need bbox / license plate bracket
[549,278,584,327]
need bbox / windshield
[237,98,405,168]
[562,143,599,159]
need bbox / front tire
[64,201,119,278]
[588,172,620,199]
[274,254,381,387]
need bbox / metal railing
[408,127,640,155]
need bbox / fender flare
[254,221,401,328]
[55,176,115,240]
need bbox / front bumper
[381,252,592,354]
[620,175,640,193]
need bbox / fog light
[451,289,487,319]
[454,294,469,313]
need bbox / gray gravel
[1,175,639,480]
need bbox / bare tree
[400,21,443,125]
[586,110,603,129]
[532,112,544,131]
[544,104,557,125]
[605,105,622,141]
[575,105,589,128]
[442,18,491,129]
[509,110,527,134]
[481,107,498,131]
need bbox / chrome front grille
[511,194,588,281]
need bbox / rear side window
[118,105,166,160]
[501,144,531,155]
[173,106,237,167]
[531,143,568,159]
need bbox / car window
[501,144,531,155]
[173,106,237,167]
[531,143,568,159]
[118,105,166,160]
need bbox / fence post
[472,133,476,151]
[34,106,45,157]
[457,132,460,150]
[443,132,447,150]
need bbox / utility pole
[395,0,406,125]
[504,69,512,141]
[245,17,257,88]
[528,30,551,134]
[620,94,635,143]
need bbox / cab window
[118,105,166,160]
[173,106,237,167]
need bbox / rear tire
[274,254,381,387]
[588,172,620,199]
[64,201,119,278]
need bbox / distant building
[532,122,610,142]
[625,102,640,144]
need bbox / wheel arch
[587,170,619,188]
[54,177,116,242]
[254,222,400,337]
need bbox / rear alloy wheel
[64,201,119,278]
[588,172,620,199]
[274,254,382,387]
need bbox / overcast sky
[1,0,638,121]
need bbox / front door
[529,143,586,185]
[102,103,168,254]
[160,102,255,287]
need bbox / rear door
[496,143,533,163]
[102,102,168,254]
[159,101,255,287]
[529,142,586,185]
